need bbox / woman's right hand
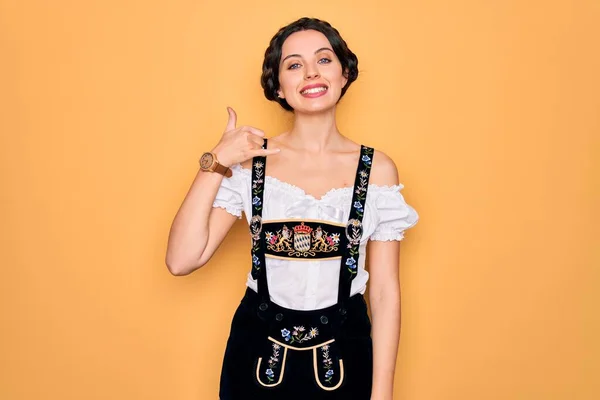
[211,107,280,167]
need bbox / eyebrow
[281,47,334,64]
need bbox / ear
[277,89,285,99]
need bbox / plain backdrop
[1,0,598,399]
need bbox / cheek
[326,66,346,87]
[342,72,348,88]
[279,73,301,92]
[329,74,346,93]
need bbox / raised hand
[212,107,280,167]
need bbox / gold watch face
[200,153,214,169]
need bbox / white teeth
[301,87,327,94]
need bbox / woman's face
[277,29,348,113]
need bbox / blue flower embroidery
[281,328,291,341]
[252,255,260,265]
[353,201,363,210]
[345,257,356,266]
[362,155,371,164]
[266,369,274,378]
[321,345,334,383]
[252,196,261,206]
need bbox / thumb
[225,107,237,132]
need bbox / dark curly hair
[261,17,359,111]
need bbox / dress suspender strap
[250,142,375,316]
[250,139,270,307]
[337,145,374,315]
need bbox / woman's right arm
[165,107,279,276]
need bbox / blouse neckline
[234,164,404,202]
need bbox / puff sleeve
[212,164,244,219]
[369,185,419,241]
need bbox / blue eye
[287,58,331,70]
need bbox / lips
[300,84,328,95]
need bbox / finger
[225,107,237,132]
[249,148,281,158]
[241,126,265,137]
[247,134,265,148]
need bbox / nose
[304,66,320,80]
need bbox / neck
[287,108,342,152]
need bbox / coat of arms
[293,222,312,252]
[264,222,341,258]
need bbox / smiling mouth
[300,86,328,95]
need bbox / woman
[166,17,419,399]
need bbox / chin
[290,98,338,114]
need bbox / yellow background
[1,0,598,399]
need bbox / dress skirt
[219,287,373,400]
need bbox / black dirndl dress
[219,142,375,399]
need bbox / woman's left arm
[368,232,402,400]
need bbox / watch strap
[213,161,232,178]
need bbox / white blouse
[213,163,419,311]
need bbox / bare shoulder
[369,149,399,186]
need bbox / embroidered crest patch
[263,221,343,259]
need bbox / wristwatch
[199,152,232,178]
